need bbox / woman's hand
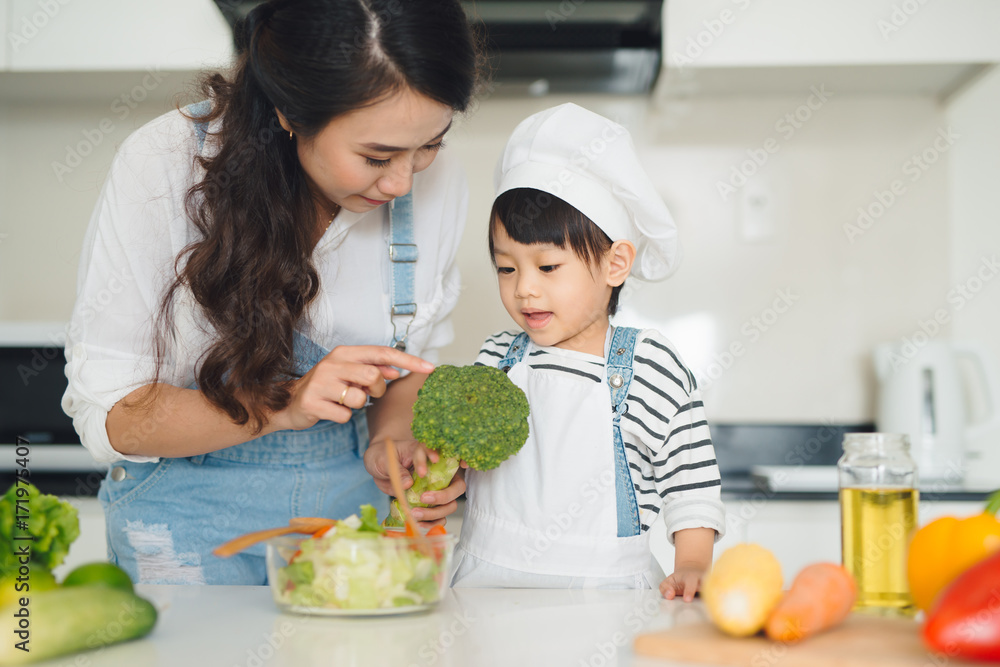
[274,345,434,431]
[364,438,467,528]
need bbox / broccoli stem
[384,457,461,528]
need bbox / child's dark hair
[489,188,623,316]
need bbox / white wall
[445,92,952,426]
[945,65,1000,484]
[0,72,202,319]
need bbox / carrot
[426,525,447,536]
[764,562,857,643]
[289,524,337,562]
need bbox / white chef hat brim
[493,103,681,281]
[495,162,634,245]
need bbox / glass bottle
[838,433,919,616]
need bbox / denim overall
[97,102,417,585]
[454,326,653,588]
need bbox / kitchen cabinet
[6,0,233,72]
[742,501,842,583]
[653,498,983,586]
[649,499,819,583]
[661,0,1000,96]
[746,498,982,585]
[648,500,747,575]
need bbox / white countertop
[33,585,708,667]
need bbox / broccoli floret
[412,365,530,469]
[384,365,529,527]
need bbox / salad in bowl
[266,505,455,615]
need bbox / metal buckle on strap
[391,303,417,317]
[391,303,417,351]
[389,244,418,263]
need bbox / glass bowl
[265,531,457,616]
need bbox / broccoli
[384,364,530,527]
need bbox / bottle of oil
[839,433,918,616]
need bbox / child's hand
[665,527,716,601]
[660,565,705,602]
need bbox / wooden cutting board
[634,614,981,667]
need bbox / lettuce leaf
[284,560,314,586]
[358,504,384,534]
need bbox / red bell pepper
[923,549,1000,662]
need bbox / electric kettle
[873,341,1000,485]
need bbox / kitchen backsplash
[1,70,997,485]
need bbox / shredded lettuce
[358,504,383,534]
[284,560,314,586]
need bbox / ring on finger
[339,387,350,405]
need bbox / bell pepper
[907,489,1000,613]
[922,548,1000,661]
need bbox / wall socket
[739,183,776,242]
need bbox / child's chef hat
[494,103,680,281]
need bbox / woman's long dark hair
[152,0,478,433]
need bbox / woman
[62,0,478,585]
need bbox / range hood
[213,0,663,96]
[463,1,663,95]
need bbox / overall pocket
[99,458,174,511]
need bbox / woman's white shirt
[62,107,468,465]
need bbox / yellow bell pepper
[907,489,1000,613]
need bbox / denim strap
[290,329,331,374]
[387,193,417,350]
[186,99,212,154]
[498,332,531,373]
[606,326,641,537]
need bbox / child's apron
[456,327,659,587]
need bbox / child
[451,104,725,597]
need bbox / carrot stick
[764,563,857,643]
[384,438,433,557]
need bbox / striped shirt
[475,329,726,541]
